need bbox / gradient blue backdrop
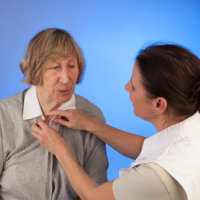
[1,0,200,180]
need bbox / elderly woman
[32,44,200,200]
[0,28,108,199]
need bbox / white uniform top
[130,111,200,200]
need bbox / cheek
[43,72,58,85]
[129,92,135,104]
[72,69,79,83]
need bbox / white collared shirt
[128,112,200,200]
[23,86,76,131]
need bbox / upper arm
[0,118,4,175]
[76,96,108,183]
[0,141,3,176]
[80,101,108,183]
[84,136,108,184]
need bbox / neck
[152,113,188,132]
[36,87,60,122]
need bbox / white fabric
[23,86,76,130]
[128,111,200,200]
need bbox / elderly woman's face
[37,56,79,107]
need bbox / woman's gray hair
[20,28,85,85]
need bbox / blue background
[1,0,200,180]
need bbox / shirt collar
[23,86,76,120]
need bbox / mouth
[56,89,71,95]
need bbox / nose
[59,68,69,83]
[124,81,131,92]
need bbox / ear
[153,97,168,114]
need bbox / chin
[58,96,71,104]
[134,111,143,119]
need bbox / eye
[68,65,75,69]
[50,65,60,70]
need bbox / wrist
[54,140,69,159]
[87,118,103,135]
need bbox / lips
[56,89,71,94]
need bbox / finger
[37,119,50,131]
[47,109,76,118]
[32,130,42,141]
[38,119,59,137]
[31,123,42,134]
[54,118,71,127]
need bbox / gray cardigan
[0,89,108,200]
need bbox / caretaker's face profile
[135,44,200,118]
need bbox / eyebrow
[68,57,78,63]
[68,60,75,63]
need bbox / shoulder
[113,163,186,200]
[0,89,28,115]
[75,94,105,123]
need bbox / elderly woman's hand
[31,120,67,155]
[47,109,95,132]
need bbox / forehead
[48,56,77,63]
[132,62,141,80]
